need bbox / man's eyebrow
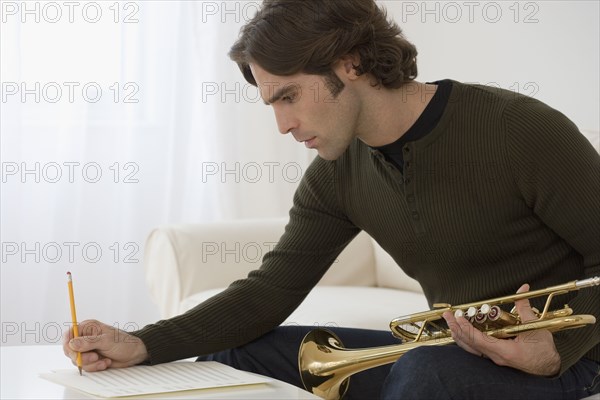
[264,85,296,105]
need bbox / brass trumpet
[298,277,600,400]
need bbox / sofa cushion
[371,239,423,293]
[180,286,429,332]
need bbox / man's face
[250,63,360,160]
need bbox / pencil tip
[79,367,82,376]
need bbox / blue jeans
[197,326,600,400]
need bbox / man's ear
[334,54,361,81]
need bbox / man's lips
[295,136,316,143]
[302,137,317,149]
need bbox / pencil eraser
[67,271,71,275]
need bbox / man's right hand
[62,319,149,372]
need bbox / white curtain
[1,1,313,346]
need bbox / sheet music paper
[40,361,272,398]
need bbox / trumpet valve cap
[480,304,491,314]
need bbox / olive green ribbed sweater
[132,81,600,376]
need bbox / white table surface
[0,345,320,399]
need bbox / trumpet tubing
[298,277,599,400]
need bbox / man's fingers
[64,330,103,364]
[68,350,108,370]
[69,334,108,353]
[62,329,76,356]
[82,358,112,373]
[81,351,100,365]
[444,310,509,360]
[514,283,538,322]
[77,319,106,337]
[516,283,530,294]
[66,344,100,364]
[443,312,483,355]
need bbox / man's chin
[317,150,344,161]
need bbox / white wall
[383,0,599,146]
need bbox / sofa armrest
[143,218,378,318]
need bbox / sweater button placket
[403,145,414,192]
[403,144,424,232]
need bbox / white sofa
[143,217,429,331]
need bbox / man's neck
[356,81,438,147]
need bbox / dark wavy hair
[229,0,418,94]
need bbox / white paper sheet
[40,361,272,398]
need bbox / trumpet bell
[299,329,350,400]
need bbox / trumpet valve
[454,309,465,318]
[472,304,491,326]
[479,304,492,315]
[465,306,479,322]
[474,312,487,325]
[488,305,519,325]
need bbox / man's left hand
[442,283,561,376]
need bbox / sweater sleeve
[130,156,360,364]
[503,97,600,375]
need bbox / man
[64,1,600,399]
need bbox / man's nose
[275,110,297,135]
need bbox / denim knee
[381,346,451,400]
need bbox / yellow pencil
[67,271,82,375]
